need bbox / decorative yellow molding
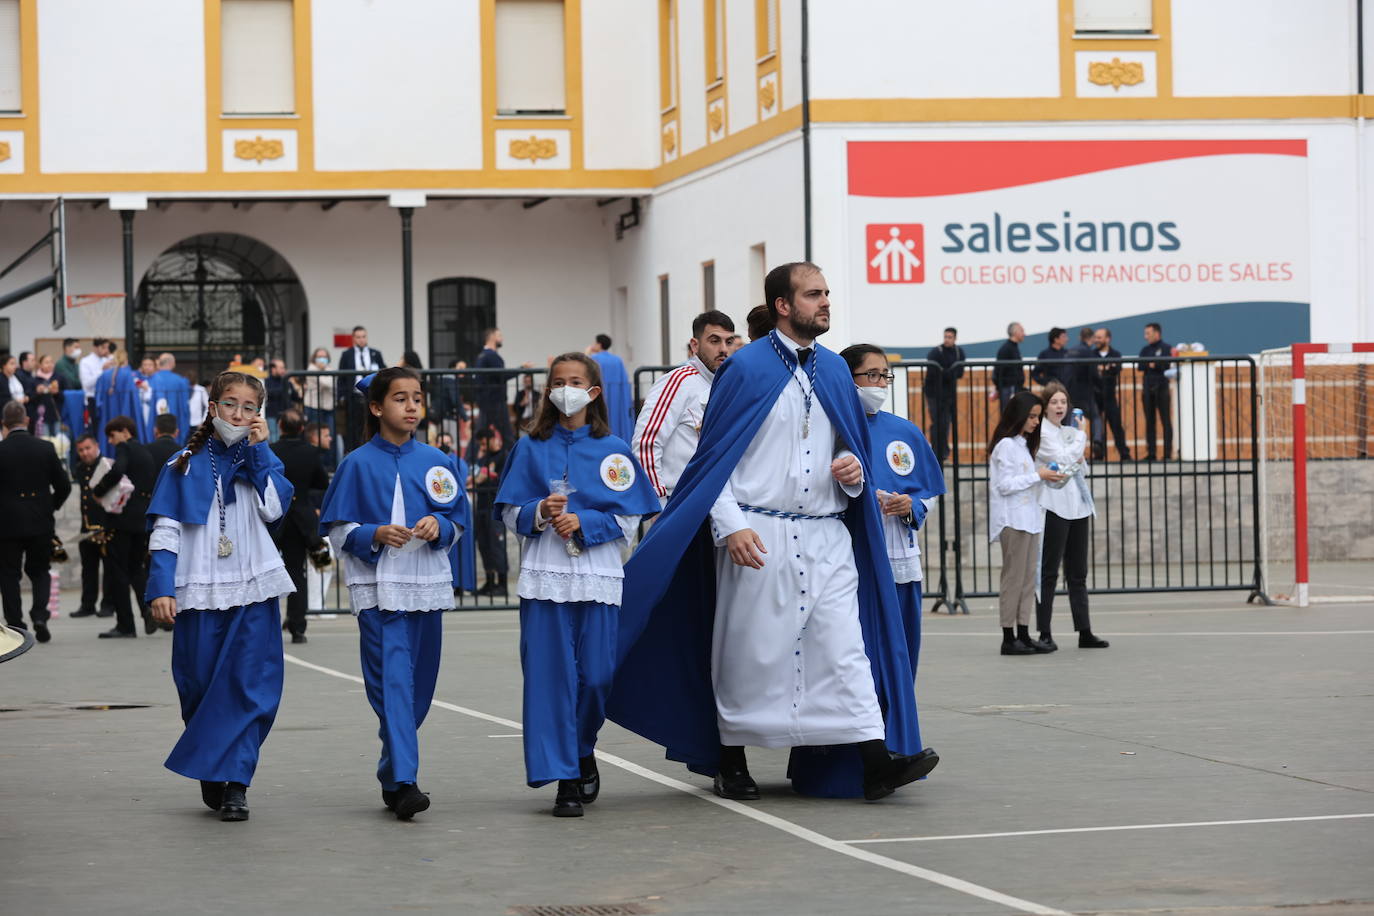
[509,135,558,163]
[233,135,285,163]
[0,141,10,163]
[662,126,677,155]
[707,106,724,134]
[759,81,776,111]
[1088,57,1145,91]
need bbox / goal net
[1258,344,1374,605]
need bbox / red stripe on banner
[847,139,1308,198]
[640,366,695,496]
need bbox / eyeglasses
[215,400,261,416]
[852,370,895,383]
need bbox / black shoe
[712,766,760,801]
[291,633,307,644]
[476,580,498,597]
[220,782,249,821]
[1038,634,1058,651]
[160,622,175,632]
[143,612,157,635]
[201,781,226,811]
[578,754,600,804]
[96,607,115,618]
[98,627,135,639]
[392,783,430,820]
[1001,639,1036,655]
[33,623,51,644]
[1079,632,1110,648]
[71,607,98,619]
[381,789,398,811]
[863,748,940,801]
[552,779,584,817]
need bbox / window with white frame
[1074,0,1152,35]
[702,261,715,311]
[756,0,777,60]
[221,0,296,115]
[495,0,567,116]
[705,0,724,85]
[0,0,21,113]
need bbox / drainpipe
[801,0,813,261]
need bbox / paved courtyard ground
[2,582,1371,915]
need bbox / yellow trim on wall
[809,95,1358,123]
[754,0,779,124]
[482,0,582,171]
[659,0,676,113]
[0,0,40,174]
[654,103,799,185]
[1059,0,1172,98]
[704,0,727,142]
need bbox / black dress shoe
[863,748,940,801]
[71,607,97,619]
[1038,634,1058,651]
[95,608,115,618]
[578,754,600,804]
[381,789,398,811]
[552,779,584,817]
[291,633,307,644]
[143,612,157,635]
[1001,639,1036,655]
[392,783,430,820]
[201,781,226,811]
[34,623,51,644]
[220,782,249,821]
[712,766,760,801]
[1021,637,1054,653]
[1079,632,1110,648]
[98,627,135,639]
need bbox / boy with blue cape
[95,355,140,458]
[147,353,192,445]
[588,335,634,443]
[608,262,939,800]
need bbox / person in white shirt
[79,338,114,419]
[631,310,735,506]
[988,390,1063,656]
[1035,382,1110,650]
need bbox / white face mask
[856,385,888,414]
[548,386,593,417]
[314,356,328,367]
[70,348,82,358]
[212,416,251,446]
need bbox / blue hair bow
[355,372,377,396]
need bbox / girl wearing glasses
[318,367,470,821]
[145,371,296,822]
[840,345,945,678]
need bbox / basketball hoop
[66,292,126,341]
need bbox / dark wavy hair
[172,371,265,473]
[365,366,423,440]
[527,352,610,440]
[988,389,1043,458]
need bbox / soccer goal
[1258,343,1374,606]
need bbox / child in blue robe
[495,352,659,817]
[318,368,470,820]
[146,370,295,822]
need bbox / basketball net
[66,293,126,341]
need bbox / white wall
[808,0,1059,100]
[38,0,206,173]
[1173,0,1356,97]
[312,0,483,171]
[582,0,659,169]
[725,0,758,134]
[676,0,707,155]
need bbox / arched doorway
[135,233,307,382]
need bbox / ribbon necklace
[206,441,243,558]
[769,331,818,438]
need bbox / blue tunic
[147,369,192,444]
[591,350,635,444]
[94,366,140,457]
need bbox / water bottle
[1071,408,1084,427]
[1048,462,1060,472]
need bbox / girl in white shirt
[1035,382,1109,650]
[987,390,1063,656]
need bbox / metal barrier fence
[289,367,546,614]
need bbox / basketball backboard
[50,197,68,330]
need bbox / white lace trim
[516,568,622,606]
[346,580,454,615]
[149,525,180,552]
[176,567,295,611]
[888,555,924,585]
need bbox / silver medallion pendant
[563,537,583,558]
[802,417,811,439]
[218,534,234,558]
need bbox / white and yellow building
[0,0,1369,376]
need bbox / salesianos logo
[867,224,924,283]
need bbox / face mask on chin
[70,348,82,359]
[548,386,593,417]
[856,385,888,415]
[212,416,251,446]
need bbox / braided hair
[171,371,266,474]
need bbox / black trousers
[1037,511,1091,634]
[78,535,114,612]
[104,529,149,634]
[1097,389,1130,457]
[925,395,955,463]
[1142,381,1172,459]
[0,534,52,629]
[279,534,309,635]
[474,494,508,579]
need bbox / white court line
[283,653,1070,916]
[430,629,1374,638]
[843,812,1374,845]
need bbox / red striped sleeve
[639,366,696,496]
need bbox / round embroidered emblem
[425,465,459,504]
[886,440,915,476]
[600,453,635,491]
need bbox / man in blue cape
[588,334,634,443]
[146,353,192,445]
[94,358,140,458]
[608,262,938,800]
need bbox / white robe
[706,332,885,748]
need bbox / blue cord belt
[739,504,845,521]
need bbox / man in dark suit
[993,322,1026,414]
[474,327,515,446]
[1067,327,1104,459]
[92,415,158,638]
[924,327,966,463]
[1032,327,1074,389]
[338,325,386,450]
[471,427,509,596]
[1139,322,1173,461]
[69,434,117,620]
[1093,328,1132,460]
[271,409,329,643]
[145,413,182,470]
[0,401,71,643]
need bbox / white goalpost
[1258,343,1374,606]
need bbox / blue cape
[493,425,660,519]
[146,369,192,444]
[318,435,471,547]
[95,366,140,457]
[606,332,924,793]
[62,389,87,440]
[146,439,294,533]
[448,456,478,592]
[590,351,635,444]
[866,410,945,503]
